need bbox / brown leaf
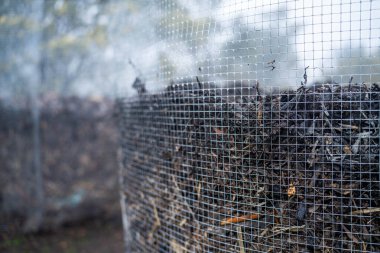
[220,213,259,225]
[213,127,224,134]
[287,183,296,198]
[343,145,352,154]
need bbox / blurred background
[1,0,379,252]
[1,0,135,252]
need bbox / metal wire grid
[118,83,379,252]
[138,0,380,92]
[119,0,380,252]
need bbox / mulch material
[118,82,379,252]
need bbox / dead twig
[236,226,246,253]
[267,225,305,238]
[342,224,359,244]
[148,199,161,243]
[351,207,380,215]
[257,100,263,126]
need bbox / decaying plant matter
[118,82,379,252]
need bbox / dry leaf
[213,127,224,134]
[287,183,296,198]
[220,213,259,225]
[179,218,187,226]
[343,145,352,154]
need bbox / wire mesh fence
[118,0,379,252]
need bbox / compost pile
[118,82,379,252]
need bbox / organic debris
[287,184,296,198]
[221,214,260,226]
[118,82,380,252]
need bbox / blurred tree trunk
[23,0,45,233]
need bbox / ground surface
[1,215,124,253]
